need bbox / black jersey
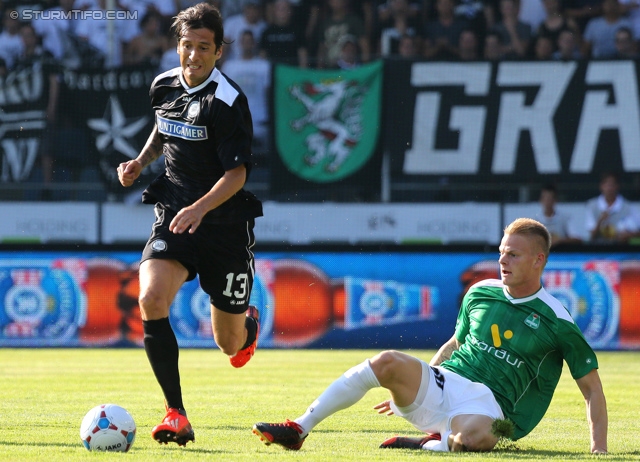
[143,67,263,224]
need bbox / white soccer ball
[80,404,136,452]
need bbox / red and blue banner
[0,247,638,350]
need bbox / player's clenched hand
[373,400,394,416]
[170,204,206,234]
[117,160,142,187]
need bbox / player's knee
[138,290,170,320]
[215,331,244,356]
[370,350,404,383]
[451,430,498,452]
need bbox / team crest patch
[524,313,540,329]
[151,239,167,252]
[187,101,199,119]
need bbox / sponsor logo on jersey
[490,323,513,348]
[470,334,524,368]
[524,313,540,329]
[157,115,208,141]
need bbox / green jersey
[441,279,598,440]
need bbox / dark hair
[541,183,557,195]
[140,10,162,28]
[171,2,227,48]
[616,26,633,38]
[600,170,620,184]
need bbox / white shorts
[390,362,504,435]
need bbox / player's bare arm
[169,164,247,235]
[576,369,608,454]
[117,124,163,187]
[429,335,461,366]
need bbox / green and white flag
[273,61,383,184]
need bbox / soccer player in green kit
[253,218,608,453]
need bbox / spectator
[533,34,555,57]
[15,23,61,192]
[564,0,603,33]
[335,33,361,68]
[397,32,420,56]
[284,0,321,61]
[221,0,261,18]
[352,1,377,50]
[259,0,308,67]
[15,22,57,81]
[120,0,177,36]
[519,0,547,33]
[537,0,581,53]
[124,11,169,66]
[585,171,640,243]
[223,0,267,62]
[458,28,480,59]
[316,0,370,68]
[75,0,138,68]
[422,0,469,60]
[613,25,639,57]
[552,27,584,58]
[619,0,640,41]
[375,0,421,56]
[583,0,633,57]
[492,0,532,58]
[377,0,423,23]
[535,184,583,246]
[31,0,81,68]
[0,9,25,70]
[483,29,505,58]
[158,34,180,72]
[221,30,271,155]
[455,0,491,55]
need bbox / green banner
[274,61,383,184]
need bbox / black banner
[0,62,160,197]
[61,64,159,195]
[4,59,640,202]
[383,60,640,200]
[0,60,50,183]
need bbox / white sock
[294,359,380,436]
[422,431,451,451]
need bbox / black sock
[240,315,258,350]
[143,318,184,412]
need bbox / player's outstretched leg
[230,305,260,368]
[380,433,441,450]
[151,407,195,446]
[252,420,306,450]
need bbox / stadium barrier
[0,245,638,351]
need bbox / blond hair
[504,218,551,259]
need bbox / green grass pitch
[1,348,639,461]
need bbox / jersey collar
[179,67,221,94]
[502,285,544,304]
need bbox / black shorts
[141,203,256,314]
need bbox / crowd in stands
[1,0,640,78]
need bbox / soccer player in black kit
[117,2,263,447]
